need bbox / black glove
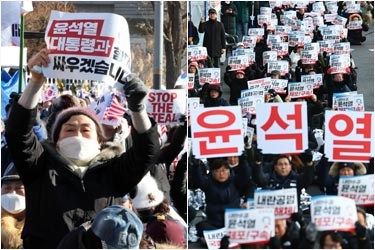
[254,148,263,162]
[305,222,318,242]
[355,221,367,239]
[123,74,148,112]
[269,236,281,249]
[219,235,230,249]
[291,211,303,224]
[268,89,277,97]
[300,149,313,163]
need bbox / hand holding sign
[123,73,148,112]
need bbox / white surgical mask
[57,136,100,164]
[228,163,239,168]
[1,192,26,214]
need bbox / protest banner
[203,228,240,249]
[242,35,257,48]
[188,73,195,90]
[241,89,265,98]
[191,106,244,158]
[225,208,275,244]
[318,40,335,53]
[247,77,272,93]
[303,42,319,53]
[329,54,351,74]
[199,68,221,85]
[43,11,131,84]
[324,111,374,162]
[333,42,350,55]
[288,32,305,47]
[332,15,347,26]
[188,45,207,62]
[301,74,323,89]
[324,14,337,23]
[332,92,364,112]
[262,51,277,66]
[248,28,264,39]
[228,55,249,71]
[254,188,298,219]
[256,102,308,154]
[338,175,374,206]
[347,3,361,14]
[275,25,291,38]
[321,26,341,42]
[267,35,282,48]
[312,2,325,14]
[348,20,363,30]
[257,14,271,26]
[239,95,264,115]
[326,2,338,14]
[232,49,255,66]
[270,78,288,94]
[311,195,357,232]
[271,42,289,56]
[146,89,186,125]
[313,16,324,27]
[267,60,289,76]
[260,7,272,15]
[301,50,318,64]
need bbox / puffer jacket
[5,102,160,248]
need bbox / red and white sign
[228,55,249,71]
[333,42,350,55]
[301,50,318,64]
[338,175,374,206]
[146,89,186,125]
[247,77,272,93]
[256,102,308,154]
[44,11,131,84]
[348,21,363,30]
[254,188,298,219]
[199,68,221,85]
[248,28,264,39]
[191,106,244,158]
[318,40,335,53]
[242,35,257,48]
[225,208,275,244]
[188,46,208,62]
[271,78,288,94]
[301,73,323,89]
[267,60,289,76]
[324,111,374,162]
[311,195,357,232]
[203,228,240,249]
[239,95,264,115]
[271,42,289,56]
[263,51,278,66]
[288,82,314,98]
[329,54,351,74]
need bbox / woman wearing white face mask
[4,48,161,248]
[1,163,26,249]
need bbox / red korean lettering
[356,113,372,138]
[261,106,289,131]
[265,133,303,150]
[333,140,372,161]
[329,114,353,136]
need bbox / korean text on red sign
[191,106,244,158]
[225,208,275,244]
[44,11,131,84]
[311,195,357,232]
[254,188,298,219]
[256,102,308,154]
[324,111,374,162]
[338,174,374,206]
[203,228,240,249]
[145,89,186,125]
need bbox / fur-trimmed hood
[1,209,25,249]
[329,162,367,177]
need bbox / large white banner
[324,111,374,162]
[43,11,130,84]
[338,175,374,206]
[145,89,186,125]
[225,208,275,244]
[191,106,244,158]
[256,102,308,154]
[311,195,357,232]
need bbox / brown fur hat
[329,162,367,177]
[349,13,362,21]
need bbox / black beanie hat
[51,107,104,144]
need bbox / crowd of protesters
[1,47,187,248]
[188,1,374,249]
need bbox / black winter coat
[224,71,249,105]
[5,102,160,248]
[199,19,226,58]
[221,3,237,35]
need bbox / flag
[1,70,26,119]
[102,95,127,124]
[174,71,187,88]
[1,1,33,46]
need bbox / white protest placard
[239,95,264,115]
[188,73,195,90]
[228,55,249,71]
[225,208,275,244]
[232,48,253,57]
[258,14,271,26]
[288,32,305,47]
[338,175,374,206]
[322,26,341,42]
[247,127,255,143]
[333,42,350,55]
[267,35,282,48]
[254,188,298,219]
[326,2,338,14]
[329,54,351,74]
[191,106,244,158]
[271,78,288,94]
[247,77,272,93]
[324,111,374,162]
[242,35,257,48]
[311,195,357,232]
[203,228,240,249]
[324,14,337,23]
[256,102,308,154]
[146,89,186,125]
[347,3,361,14]
[301,50,318,64]
[301,73,323,89]
[248,28,264,39]
[313,2,326,14]
[267,60,289,76]
[241,89,265,98]
[188,97,200,113]
[313,16,324,27]
[262,51,278,66]
[275,25,291,38]
[348,20,363,30]
[199,68,221,85]
[188,46,207,62]
[318,40,335,53]
[332,92,364,112]
[271,42,289,56]
[260,7,273,15]
[332,15,347,26]
[44,11,131,84]
[304,42,320,54]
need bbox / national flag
[102,95,126,122]
[174,71,187,88]
[1,70,26,119]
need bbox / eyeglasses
[213,168,229,174]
